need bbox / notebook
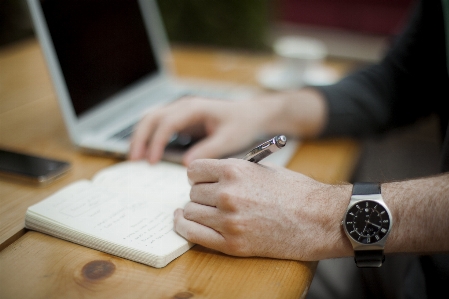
[27,0,298,165]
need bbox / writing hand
[173,158,353,261]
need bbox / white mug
[273,36,327,89]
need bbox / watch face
[344,200,391,244]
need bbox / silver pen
[242,135,287,163]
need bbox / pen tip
[276,135,287,147]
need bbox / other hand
[129,97,269,165]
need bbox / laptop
[27,0,298,165]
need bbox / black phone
[0,148,71,185]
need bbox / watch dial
[344,200,391,244]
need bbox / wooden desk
[0,38,360,299]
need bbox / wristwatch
[342,182,393,268]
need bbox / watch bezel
[342,194,393,251]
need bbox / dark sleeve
[316,0,449,138]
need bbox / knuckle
[217,187,238,210]
[220,162,243,181]
[221,215,243,234]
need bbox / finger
[189,183,219,207]
[187,159,224,184]
[174,208,225,250]
[145,121,178,164]
[146,105,210,164]
[183,201,221,227]
[129,112,160,160]
[131,98,202,162]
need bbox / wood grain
[0,231,316,299]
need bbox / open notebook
[27,0,284,162]
[25,161,194,268]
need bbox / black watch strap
[352,182,381,195]
[354,250,385,268]
[352,182,385,268]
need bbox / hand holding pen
[242,135,287,163]
[175,132,332,261]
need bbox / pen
[242,135,287,163]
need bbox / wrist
[314,183,354,259]
[250,88,327,138]
[331,183,355,257]
[277,88,327,138]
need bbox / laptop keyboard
[111,123,136,141]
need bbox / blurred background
[0,0,440,182]
[0,0,413,59]
[0,0,33,47]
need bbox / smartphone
[0,148,71,185]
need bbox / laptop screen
[40,0,159,117]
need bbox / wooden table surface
[0,38,361,299]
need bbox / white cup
[273,36,327,89]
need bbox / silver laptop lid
[27,0,173,144]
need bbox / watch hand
[365,220,381,229]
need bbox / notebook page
[26,179,189,256]
[91,160,190,210]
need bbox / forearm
[382,173,449,254]
[316,174,449,260]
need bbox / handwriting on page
[30,180,184,250]
[121,213,172,244]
